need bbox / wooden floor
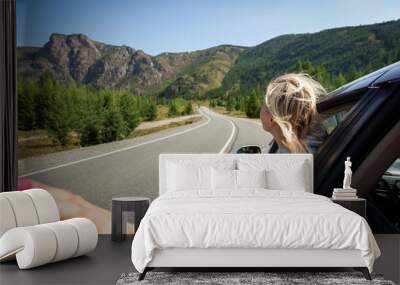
[0,235,398,284]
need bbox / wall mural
[16,0,400,233]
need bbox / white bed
[131,154,380,280]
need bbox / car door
[267,63,400,232]
[314,75,400,199]
[368,157,400,233]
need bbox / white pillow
[237,158,309,192]
[167,159,236,192]
[237,169,267,188]
[266,162,307,191]
[211,168,267,190]
[211,168,236,190]
[167,163,210,191]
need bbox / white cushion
[0,226,57,269]
[1,192,39,227]
[0,196,16,237]
[65,218,98,257]
[160,154,313,194]
[167,160,235,191]
[237,169,267,189]
[211,169,267,190]
[266,162,307,191]
[0,218,97,269]
[211,169,236,190]
[168,163,211,191]
[24,189,60,224]
[42,221,79,262]
[0,189,98,269]
[0,189,59,235]
[238,158,309,192]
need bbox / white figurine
[343,157,353,189]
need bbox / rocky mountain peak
[18,33,246,97]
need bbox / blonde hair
[265,73,326,153]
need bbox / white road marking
[205,110,266,153]
[20,108,212,177]
[219,118,236,153]
[202,109,237,154]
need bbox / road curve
[19,107,271,208]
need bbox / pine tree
[45,85,73,146]
[35,70,56,129]
[302,60,314,74]
[146,101,158,121]
[334,73,347,88]
[226,97,233,112]
[80,114,102,146]
[347,65,360,81]
[216,98,224,107]
[101,106,128,143]
[184,102,193,115]
[119,92,141,129]
[18,80,37,130]
[245,90,261,118]
[234,97,241,111]
[295,60,303,72]
[168,100,178,117]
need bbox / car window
[305,105,354,154]
[373,158,400,233]
[321,110,349,135]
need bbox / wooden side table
[112,197,150,242]
[331,197,366,218]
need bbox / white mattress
[131,190,380,273]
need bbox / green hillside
[159,45,245,99]
[215,19,400,98]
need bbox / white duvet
[131,190,380,273]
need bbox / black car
[239,61,400,233]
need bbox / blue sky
[17,0,400,55]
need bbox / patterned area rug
[116,272,396,285]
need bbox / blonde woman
[260,73,326,153]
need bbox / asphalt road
[19,107,272,208]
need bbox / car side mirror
[236,145,262,154]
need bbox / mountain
[217,20,400,95]
[17,33,245,97]
[158,45,244,98]
[18,19,400,98]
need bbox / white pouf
[0,189,98,269]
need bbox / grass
[156,101,195,120]
[18,133,80,160]
[204,103,261,123]
[17,117,201,160]
[211,106,247,118]
[128,116,201,138]
[202,102,248,119]
[157,105,170,120]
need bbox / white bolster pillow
[64,218,98,257]
[0,226,57,268]
[24,189,60,223]
[0,189,60,237]
[0,196,17,237]
[0,191,39,227]
[0,218,98,269]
